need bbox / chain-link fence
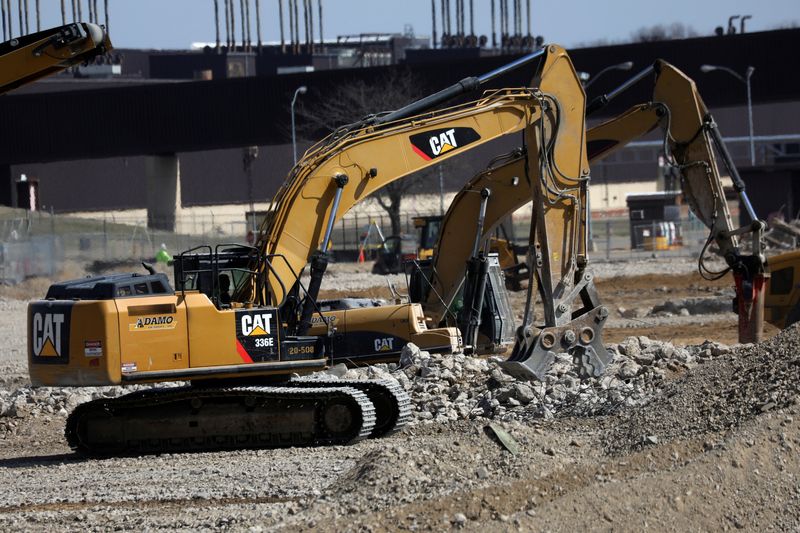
[0,205,715,284]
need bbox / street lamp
[582,61,632,252]
[291,85,308,164]
[583,61,634,89]
[700,64,756,165]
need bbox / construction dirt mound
[605,324,800,454]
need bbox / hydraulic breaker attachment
[733,256,768,344]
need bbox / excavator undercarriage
[65,378,410,456]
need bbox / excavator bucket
[501,298,613,381]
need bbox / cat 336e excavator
[28,44,606,455]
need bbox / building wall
[5,30,798,217]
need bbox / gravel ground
[1,260,798,531]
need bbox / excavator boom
[0,22,111,95]
[424,60,767,355]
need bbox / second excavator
[410,59,767,380]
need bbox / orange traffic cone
[358,247,365,263]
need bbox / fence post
[354,213,359,249]
[605,220,611,261]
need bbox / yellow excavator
[412,59,768,375]
[29,44,604,455]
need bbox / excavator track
[65,385,375,456]
[289,378,412,437]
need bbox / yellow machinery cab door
[115,292,189,375]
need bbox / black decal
[410,127,481,161]
[235,309,280,362]
[29,302,73,365]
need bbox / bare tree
[296,71,431,236]
[631,22,698,42]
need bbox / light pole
[291,85,307,164]
[582,61,631,251]
[583,61,634,89]
[700,64,756,165]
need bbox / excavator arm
[588,61,767,342]
[0,22,111,95]
[425,59,767,361]
[409,46,612,380]
[253,46,593,337]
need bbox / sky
[16,0,800,49]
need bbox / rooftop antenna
[278,0,285,53]
[440,0,447,45]
[727,15,739,34]
[293,0,299,54]
[526,0,530,38]
[238,0,245,51]
[213,0,220,50]
[317,0,323,50]
[431,0,437,49]
[469,0,474,37]
[740,15,752,34]
[491,0,495,48]
[255,0,262,51]
[224,0,230,48]
[243,0,251,52]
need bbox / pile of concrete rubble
[339,336,733,423]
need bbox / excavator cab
[173,244,264,310]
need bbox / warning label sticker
[84,340,103,358]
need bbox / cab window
[117,285,132,297]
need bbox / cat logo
[429,128,458,156]
[374,337,395,353]
[32,312,65,357]
[409,127,481,161]
[241,312,272,336]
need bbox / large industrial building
[0,15,797,233]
